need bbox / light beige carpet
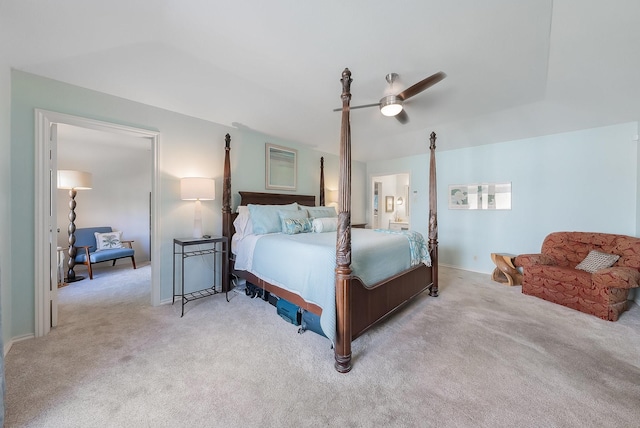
[5,262,640,427]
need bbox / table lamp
[181,177,216,238]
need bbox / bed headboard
[223,191,316,243]
[222,131,324,239]
[238,191,315,207]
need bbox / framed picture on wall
[265,143,297,190]
[449,185,470,209]
[385,196,394,212]
[448,183,512,209]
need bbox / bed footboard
[351,264,433,339]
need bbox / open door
[49,123,59,327]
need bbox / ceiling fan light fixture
[379,95,403,117]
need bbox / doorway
[370,173,410,230]
[55,124,152,307]
[56,124,152,264]
[35,110,160,337]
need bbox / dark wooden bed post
[320,157,325,206]
[222,133,232,290]
[335,68,353,373]
[428,132,439,297]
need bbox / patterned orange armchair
[515,232,640,321]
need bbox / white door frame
[49,123,59,327]
[35,109,161,337]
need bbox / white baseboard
[439,262,491,275]
[160,297,174,305]
[4,333,34,357]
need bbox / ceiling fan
[334,71,446,124]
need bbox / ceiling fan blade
[397,71,446,101]
[395,110,409,124]
[332,102,380,112]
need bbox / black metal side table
[173,236,229,316]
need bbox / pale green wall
[0,63,10,426]
[368,123,639,277]
[9,70,366,339]
[225,129,366,223]
[1,64,10,348]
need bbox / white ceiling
[2,0,639,161]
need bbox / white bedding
[233,228,431,345]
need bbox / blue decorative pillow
[301,206,338,218]
[278,209,309,232]
[248,203,298,235]
[282,218,314,235]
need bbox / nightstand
[173,236,229,316]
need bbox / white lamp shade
[57,170,93,190]
[181,177,215,201]
[327,189,338,204]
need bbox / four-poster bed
[221,68,439,373]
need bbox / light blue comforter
[247,228,431,345]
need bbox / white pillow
[233,210,253,237]
[94,231,123,251]
[302,205,338,218]
[312,217,338,233]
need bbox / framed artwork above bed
[265,143,297,191]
